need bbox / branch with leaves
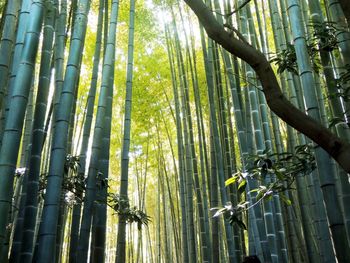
[183,0,350,173]
[39,154,85,204]
[212,145,316,229]
[107,193,150,230]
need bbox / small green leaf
[256,191,264,200]
[225,175,239,186]
[238,179,247,192]
[264,194,273,202]
[275,170,285,180]
[280,193,292,206]
[249,188,260,193]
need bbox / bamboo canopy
[0,0,349,262]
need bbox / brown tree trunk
[183,0,350,173]
[339,0,350,25]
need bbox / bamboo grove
[0,0,349,262]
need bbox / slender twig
[211,0,252,18]
[226,0,251,17]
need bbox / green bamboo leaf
[256,191,264,201]
[225,175,239,186]
[238,179,247,192]
[279,193,292,206]
[275,170,285,181]
[249,188,260,193]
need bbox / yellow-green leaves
[225,173,240,186]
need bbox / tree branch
[226,0,251,17]
[183,0,350,173]
[339,0,350,25]
[210,0,251,18]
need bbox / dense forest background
[0,0,349,262]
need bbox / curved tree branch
[183,0,350,173]
[339,0,350,25]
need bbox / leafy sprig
[213,144,316,229]
[107,193,150,230]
